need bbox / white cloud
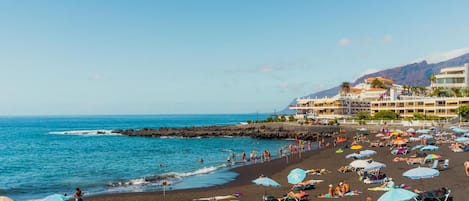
[352,68,381,82]
[383,34,393,43]
[413,47,469,64]
[338,38,351,46]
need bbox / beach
[86,124,469,201]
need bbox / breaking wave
[49,130,121,136]
[108,164,228,187]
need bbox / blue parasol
[403,167,439,179]
[377,188,418,201]
[359,150,377,157]
[455,137,469,143]
[420,145,439,151]
[363,161,386,171]
[345,153,363,159]
[287,168,306,184]
[252,177,281,187]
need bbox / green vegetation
[457,104,469,121]
[356,111,371,120]
[373,110,398,120]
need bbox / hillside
[280,53,469,114]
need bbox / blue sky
[1,1,469,115]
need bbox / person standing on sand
[464,160,469,176]
[74,188,84,201]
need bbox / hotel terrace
[290,63,469,120]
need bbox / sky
[1,1,469,115]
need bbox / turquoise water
[0,114,291,201]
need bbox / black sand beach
[86,124,469,201]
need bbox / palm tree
[429,74,436,86]
[421,86,429,96]
[371,79,386,89]
[462,87,469,97]
[340,82,351,95]
[451,87,462,97]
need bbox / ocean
[0,114,292,201]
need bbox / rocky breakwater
[113,123,341,140]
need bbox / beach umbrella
[359,127,367,131]
[252,177,281,188]
[403,167,439,179]
[349,159,371,168]
[455,137,469,143]
[42,194,67,201]
[375,133,385,137]
[416,129,429,134]
[0,196,14,201]
[424,154,442,161]
[464,133,469,137]
[359,150,377,157]
[453,128,469,133]
[420,145,439,151]
[377,188,418,201]
[363,161,386,171]
[418,134,433,139]
[411,144,424,151]
[350,145,363,150]
[406,128,415,133]
[287,168,306,184]
[345,153,363,159]
[393,139,406,145]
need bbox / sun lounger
[429,160,438,169]
[368,187,392,191]
[415,188,451,201]
[439,159,449,170]
[193,195,238,201]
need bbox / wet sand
[86,125,469,201]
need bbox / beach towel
[368,187,392,191]
[193,195,237,201]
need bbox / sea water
[0,114,291,201]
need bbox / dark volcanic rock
[114,123,340,141]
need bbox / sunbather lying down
[306,168,330,175]
[287,190,308,199]
[316,190,361,198]
[337,166,353,173]
[296,179,324,186]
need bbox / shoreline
[86,141,325,201]
[85,123,469,201]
